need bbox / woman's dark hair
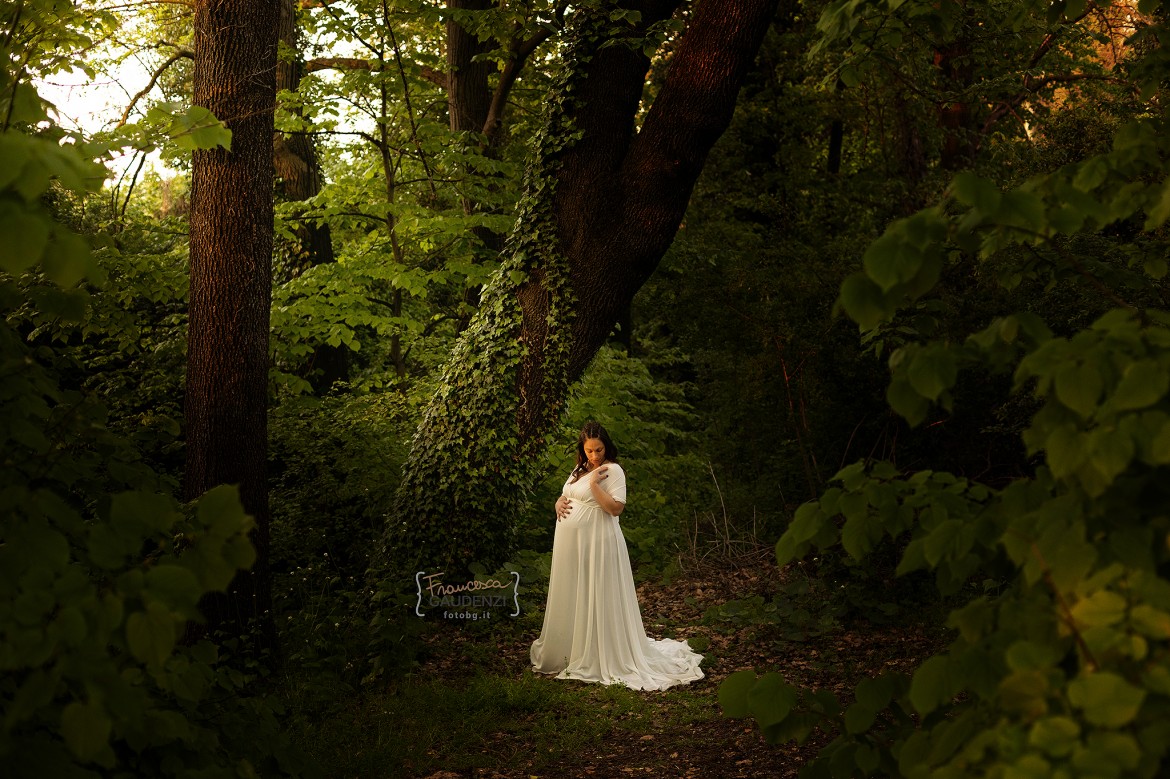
[572,421,619,479]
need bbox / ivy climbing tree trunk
[185,0,279,649]
[382,0,783,577]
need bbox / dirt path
[411,555,942,779]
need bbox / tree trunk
[381,0,782,578]
[446,0,494,138]
[275,0,347,392]
[447,0,497,328]
[186,0,279,650]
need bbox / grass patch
[287,667,703,776]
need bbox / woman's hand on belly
[555,495,573,522]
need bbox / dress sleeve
[605,463,627,504]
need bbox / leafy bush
[0,36,306,773]
[719,7,1170,772]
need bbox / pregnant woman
[530,421,704,690]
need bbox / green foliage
[519,345,706,572]
[720,4,1170,776]
[381,5,631,578]
[0,17,309,772]
[268,391,421,684]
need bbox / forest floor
[295,547,948,779]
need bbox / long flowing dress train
[530,463,704,691]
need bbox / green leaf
[61,701,112,761]
[1073,157,1109,192]
[907,347,957,402]
[863,231,918,291]
[1079,732,1141,773]
[126,602,177,668]
[841,510,882,560]
[951,172,1001,213]
[1045,424,1087,478]
[909,655,952,716]
[1004,754,1052,779]
[1108,360,1169,411]
[923,519,966,566]
[1028,716,1080,758]
[855,675,894,710]
[1005,640,1062,671]
[1054,360,1103,418]
[1070,589,1126,628]
[887,375,929,427]
[719,670,758,718]
[844,702,876,734]
[998,190,1046,230]
[1130,605,1170,639]
[998,670,1050,718]
[111,491,176,539]
[839,273,889,329]
[175,105,233,151]
[776,502,829,565]
[41,230,92,288]
[748,673,798,733]
[0,204,50,273]
[197,484,251,539]
[1144,176,1170,230]
[144,565,202,612]
[1067,672,1146,727]
[1086,426,1134,487]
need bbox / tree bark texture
[186,0,279,644]
[381,0,782,579]
[446,0,494,137]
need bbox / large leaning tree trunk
[185,0,280,648]
[381,0,783,578]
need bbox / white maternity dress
[529,462,704,690]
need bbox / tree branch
[118,48,193,128]
[481,17,560,142]
[304,56,445,88]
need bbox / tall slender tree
[185,0,280,646]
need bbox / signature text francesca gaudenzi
[414,571,520,619]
